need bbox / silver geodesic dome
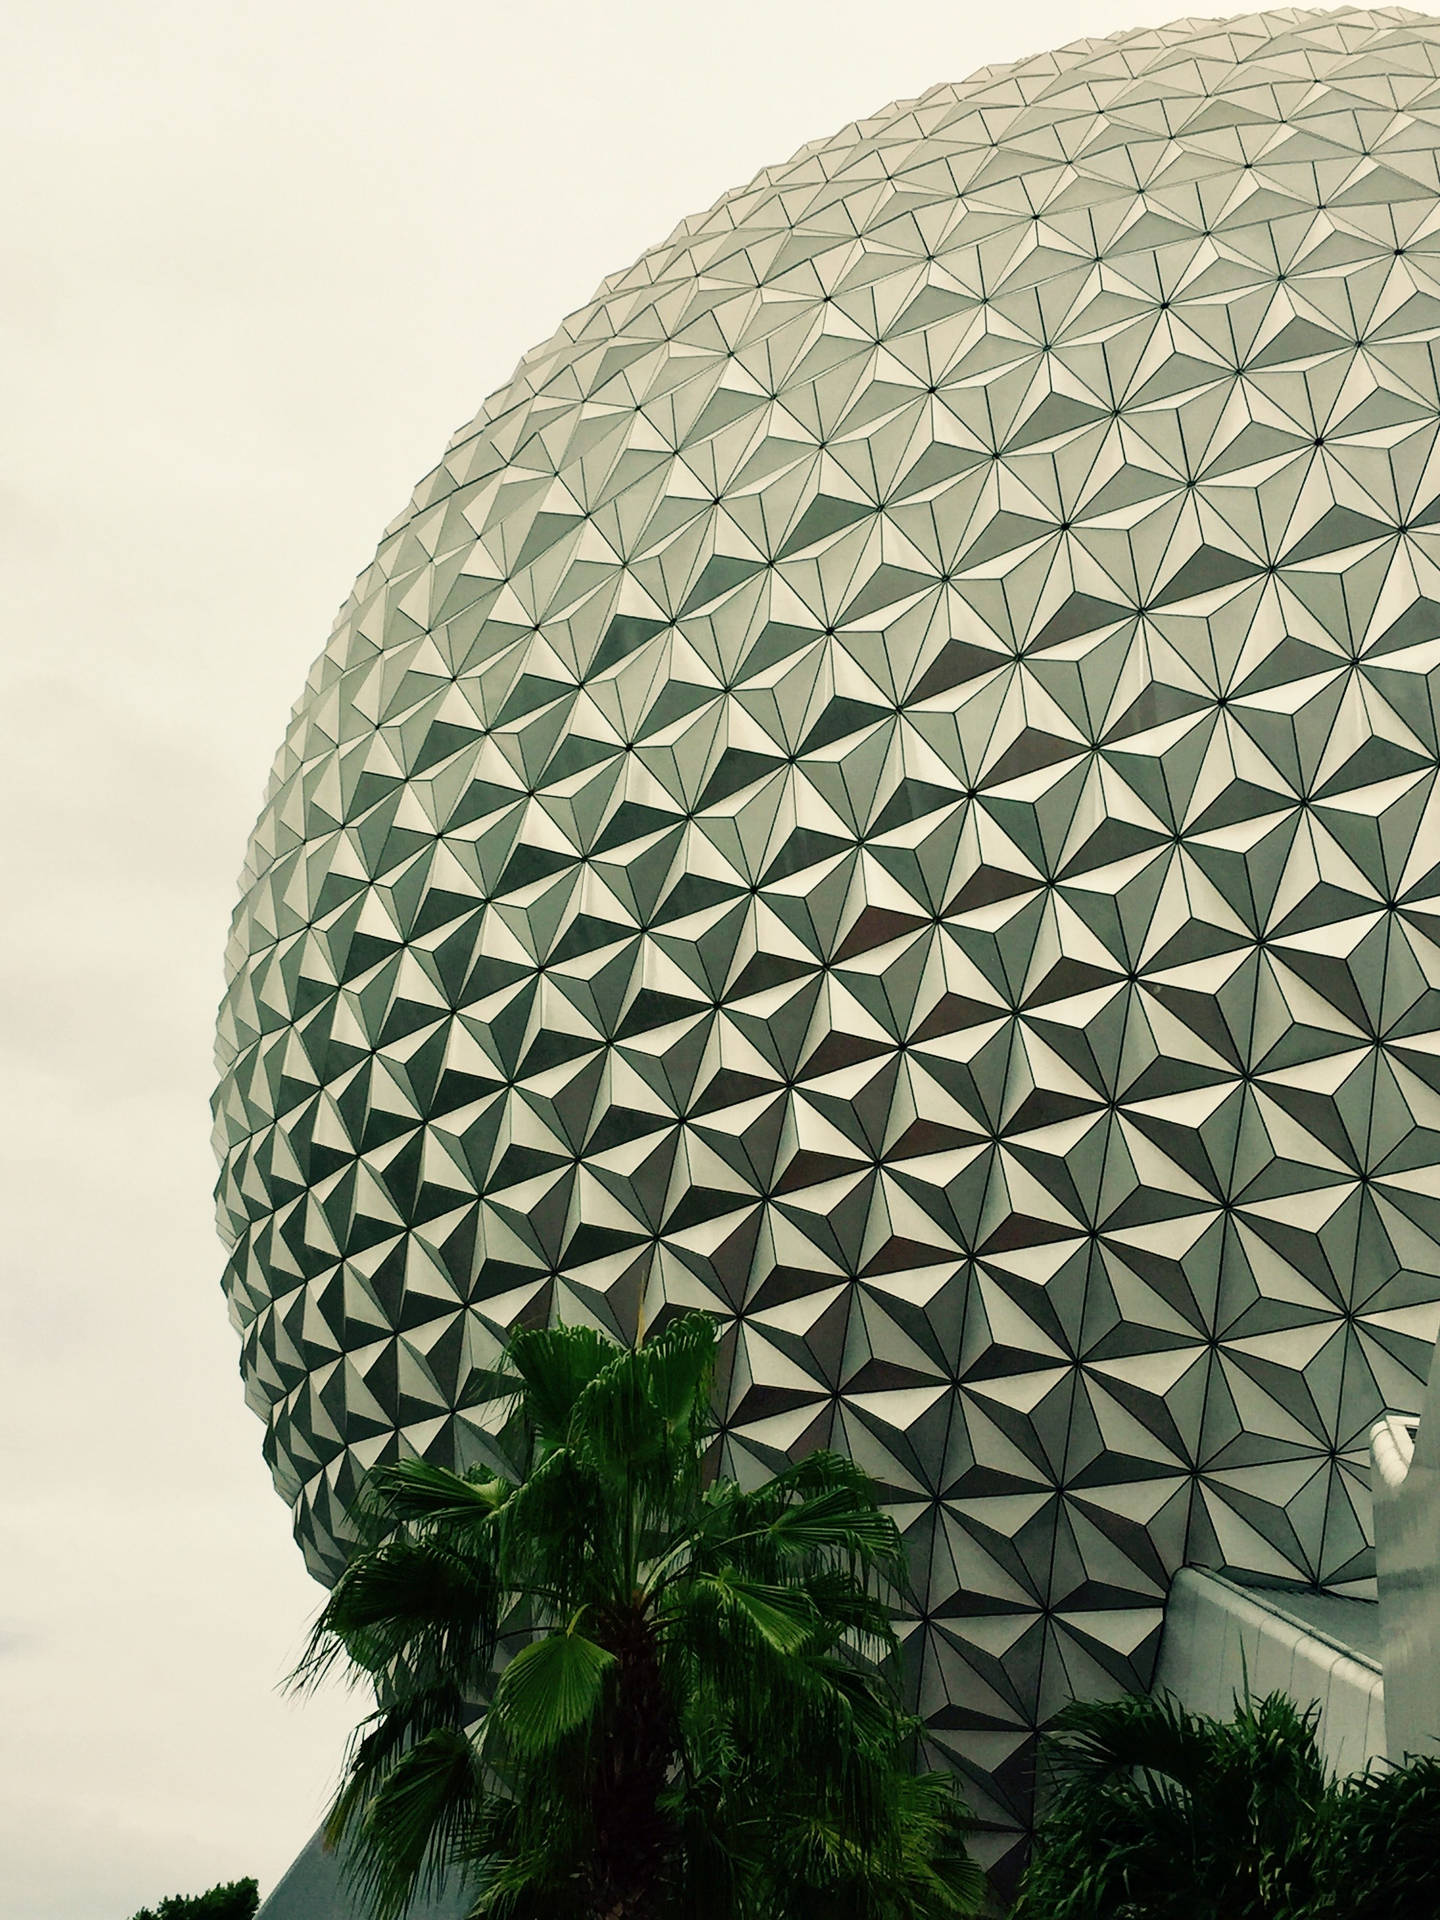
[216,5,1440,1846]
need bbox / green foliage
[1014,1689,1440,1920]
[1312,1751,1440,1920]
[128,1880,259,1920]
[298,1311,984,1920]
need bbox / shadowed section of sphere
[215,6,1440,1856]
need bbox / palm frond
[318,1680,478,1883]
[660,1781,751,1920]
[816,1656,910,1750]
[1043,1688,1214,1794]
[1322,1753,1440,1919]
[765,1485,905,1562]
[777,1448,891,1502]
[296,1536,500,1696]
[333,1725,483,1920]
[465,1819,583,1920]
[1213,1686,1327,1805]
[323,1708,414,1852]
[496,1445,606,1608]
[487,1628,615,1754]
[759,1749,987,1920]
[890,1770,988,1909]
[355,1457,510,1538]
[792,1568,902,1661]
[507,1324,617,1447]
[640,1312,716,1443]
[567,1346,667,1485]
[685,1570,820,1655]
[694,1456,907,1589]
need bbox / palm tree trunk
[589,1603,673,1920]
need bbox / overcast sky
[1,0,1204,1912]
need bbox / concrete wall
[1154,1568,1385,1778]
[1373,1405,1440,1766]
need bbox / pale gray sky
[0,0,1200,1912]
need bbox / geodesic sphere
[215,6,1440,1841]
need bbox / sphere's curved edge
[216,3,1358,940]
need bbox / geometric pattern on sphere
[215,5,1440,1844]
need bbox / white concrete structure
[1373,1406,1440,1766]
[1155,1382,1440,1779]
[1154,1568,1385,1777]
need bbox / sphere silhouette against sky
[215,6,1440,1838]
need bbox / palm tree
[1014,1686,1440,1920]
[297,1311,984,1920]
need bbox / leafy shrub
[1014,1690,1440,1920]
[128,1877,259,1920]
